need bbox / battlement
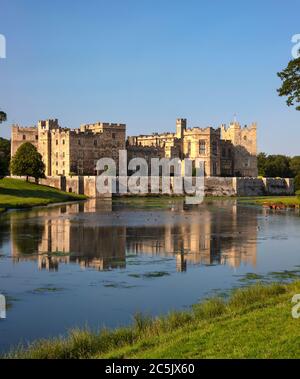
[38,119,59,130]
[184,126,221,135]
[11,125,37,132]
[221,122,257,133]
[80,122,126,132]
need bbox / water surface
[0,198,300,352]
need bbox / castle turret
[176,118,187,139]
[221,121,257,177]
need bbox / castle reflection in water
[10,199,258,272]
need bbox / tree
[0,152,5,179]
[0,111,8,178]
[0,111,7,123]
[257,153,293,178]
[0,137,11,178]
[290,156,300,191]
[257,152,267,176]
[264,155,292,178]
[290,156,300,176]
[10,142,45,182]
[277,55,300,111]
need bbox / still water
[0,198,300,352]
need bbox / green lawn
[6,281,300,359]
[0,178,86,211]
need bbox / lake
[0,198,300,353]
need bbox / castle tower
[176,118,187,139]
[38,119,59,176]
[221,121,257,177]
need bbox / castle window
[213,162,217,176]
[23,135,26,140]
[187,141,191,156]
[78,139,81,146]
[112,133,116,139]
[244,135,247,141]
[35,135,38,140]
[94,140,97,146]
[222,148,226,157]
[199,141,206,155]
[56,140,58,145]
[56,152,58,158]
[63,152,65,158]
[212,142,217,155]
[62,140,65,145]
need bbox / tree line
[258,153,300,190]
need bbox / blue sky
[0,0,299,154]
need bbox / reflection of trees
[11,217,44,255]
[0,220,10,250]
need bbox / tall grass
[4,282,293,359]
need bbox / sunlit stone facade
[127,119,258,177]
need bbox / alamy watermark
[0,294,6,319]
[292,34,300,59]
[0,34,6,59]
[96,150,205,205]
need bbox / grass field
[0,178,86,211]
[5,281,300,359]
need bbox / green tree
[0,111,7,123]
[0,110,8,178]
[290,156,300,176]
[0,137,11,177]
[0,153,5,179]
[257,152,267,176]
[277,55,300,111]
[290,156,300,191]
[264,155,292,178]
[10,142,45,182]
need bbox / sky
[0,0,299,155]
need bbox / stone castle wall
[11,126,38,157]
[27,175,294,198]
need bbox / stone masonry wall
[11,176,294,198]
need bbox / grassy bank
[0,178,86,211]
[239,195,300,208]
[6,280,300,359]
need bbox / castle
[127,119,258,177]
[11,118,258,178]
[11,119,126,176]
